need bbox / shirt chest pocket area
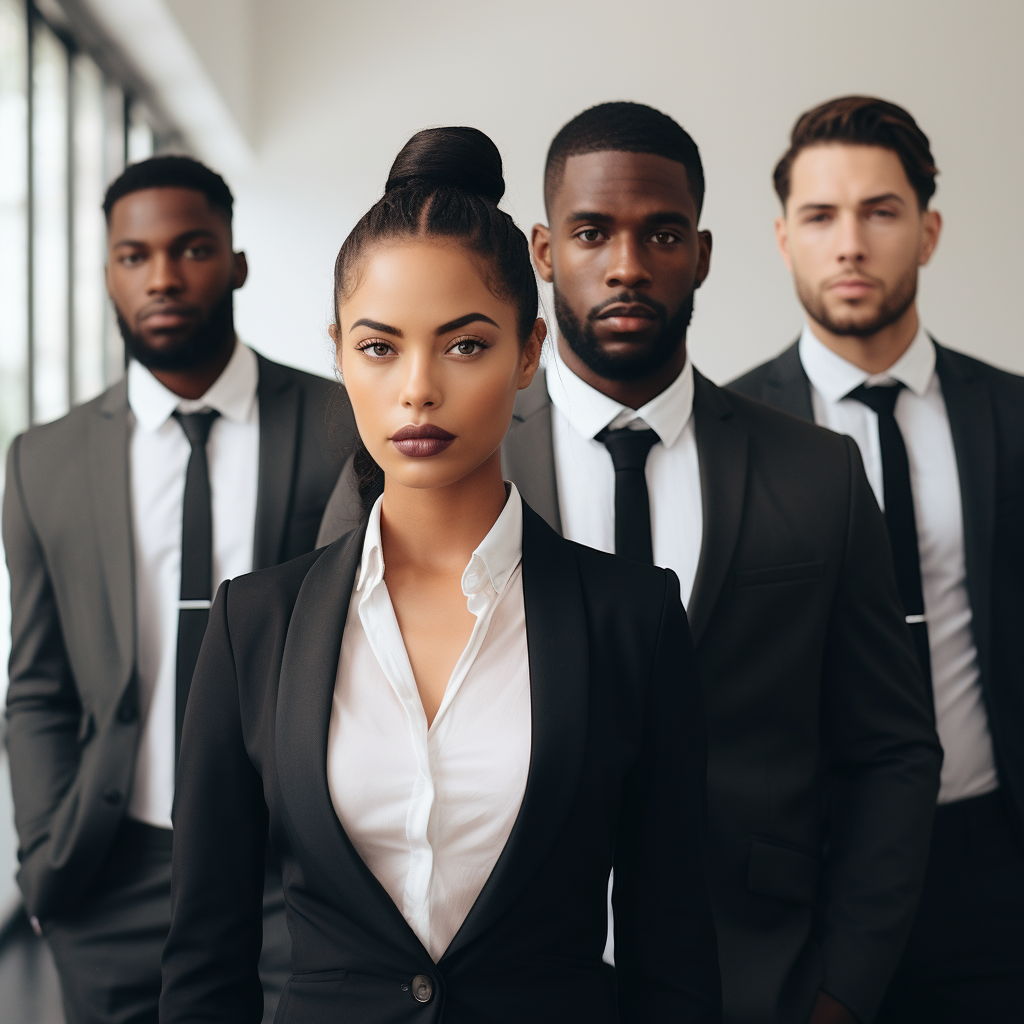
[733,560,825,589]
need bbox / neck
[557,336,688,410]
[149,334,236,400]
[379,452,508,578]
[808,305,920,375]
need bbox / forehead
[788,144,916,204]
[108,187,229,241]
[342,240,514,327]
[552,150,696,220]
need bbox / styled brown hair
[773,96,938,210]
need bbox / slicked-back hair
[774,96,938,210]
[103,154,234,224]
[544,101,705,215]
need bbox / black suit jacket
[3,352,356,922]
[731,338,1024,843]
[317,368,942,1024]
[160,504,721,1023]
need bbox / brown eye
[577,229,602,242]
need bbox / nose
[835,211,867,266]
[146,252,185,295]
[605,235,652,290]
[399,351,442,411]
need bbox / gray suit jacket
[317,368,942,1024]
[3,352,356,923]
[731,338,1024,845]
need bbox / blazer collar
[932,340,996,685]
[501,369,562,534]
[442,502,588,962]
[756,339,815,423]
[275,523,433,963]
[89,379,136,690]
[275,501,590,966]
[688,371,749,645]
[253,353,302,570]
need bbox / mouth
[139,305,200,331]
[390,423,457,458]
[828,276,877,299]
[594,303,659,334]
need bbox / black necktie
[846,383,932,691]
[598,426,660,564]
[173,409,219,762]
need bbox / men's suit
[731,338,1024,1019]
[161,503,721,1023]
[317,368,943,1024]
[3,352,355,1019]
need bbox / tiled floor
[0,912,65,1024]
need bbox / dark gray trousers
[44,819,290,1024]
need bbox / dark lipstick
[390,423,457,458]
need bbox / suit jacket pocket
[734,561,824,589]
[290,969,349,983]
[747,838,820,905]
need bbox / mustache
[587,292,667,323]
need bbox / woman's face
[334,240,543,494]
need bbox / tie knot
[598,426,660,472]
[846,381,905,417]
[173,409,220,449]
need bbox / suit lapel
[688,372,748,646]
[253,355,301,570]
[275,527,430,961]
[442,503,588,961]
[761,340,814,422]
[501,370,562,534]
[933,341,996,684]
[87,381,136,689]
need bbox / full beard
[117,287,235,372]
[797,267,918,338]
[554,287,694,382]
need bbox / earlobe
[233,251,249,289]
[518,319,546,389]
[774,216,793,272]
[920,209,942,266]
[531,224,554,284]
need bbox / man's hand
[809,991,859,1024]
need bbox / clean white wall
[214,0,1023,384]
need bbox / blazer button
[102,788,122,805]
[410,974,433,1003]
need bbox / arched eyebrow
[350,318,402,336]
[436,313,499,335]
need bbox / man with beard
[3,155,354,1023]
[731,96,1024,1022]
[316,103,941,1024]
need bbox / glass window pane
[103,82,125,382]
[0,0,28,454]
[31,19,70,424]
[72,52,106,403]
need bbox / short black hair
[544,101,705,215]
[102,154,234,224]
[774,96,938,210]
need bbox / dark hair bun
[385,126,505,205]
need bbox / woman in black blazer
[161,127,720,1023]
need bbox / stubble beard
[553,286,694,382]
[797,266,918,339]
[116,286,235,372]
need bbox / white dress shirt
[126,340,260,828]
[799,324,998,805]
[327,486,531,962]
[546,345,704,608]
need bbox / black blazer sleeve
[613,569,721,1023]
[2,436,83,905]
[818,437,942,1019]
[161,579,267,1024]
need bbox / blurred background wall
[0,0,1021,945]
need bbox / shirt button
[464,572,479,589]
[410,974,433,1003]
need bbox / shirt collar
[357,483,524,599]
[798,322,936,403]
[545,342,694,447]
[127,338,259,432]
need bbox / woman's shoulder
[223,547,329,628]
